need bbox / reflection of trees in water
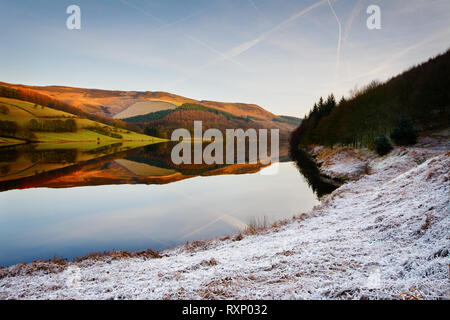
[0,143,77,165]
[0,164,10,175]
[125,142,175,170]
[0,161,81,192]
[85,143,122,155]
[143,142,170,153]
[0,148,19,162]
[289,146,338,198]
[127,142,225,174]
[26,149,77,164]
[0,141,286,192]
[0,146,126,192]
[129,141,279,174]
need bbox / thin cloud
[342,0,364,81]
[248,0,263,17]
[154,9,206,32]
[119,0,244,71]
[170,0,328,87]
[223,0,327,60]
[343,0,364,42]
[247,0,271,26]
[186,35,248,70]
[348,26,450,82]
[327,0,342,76]
[119,0,164,24]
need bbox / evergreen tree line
[290,49,450,149]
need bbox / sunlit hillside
[0,97,163,145]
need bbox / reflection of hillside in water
[0,141,290,192]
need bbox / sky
[1,0,449,117]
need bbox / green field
[0,97,166,144]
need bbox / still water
[0,141,334,266]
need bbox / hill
[0,82,298,140]
[290,48,450,148]
[126,105,295,140]
[0,82,280,121]
[0,97,163,145]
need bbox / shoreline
[0,134,448,300]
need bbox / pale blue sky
[1,0,449,117]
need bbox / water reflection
[0,141,336,266]
[0,141,286,191]
[289,147,339,197]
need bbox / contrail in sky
[347,26,450,82]
[169,0,327,87]
[223,0,327,61]
[120,0,164,24]
[327,0,342,77]
[343,0,363,42]
[119,0,243,68]
[187,35,248,70]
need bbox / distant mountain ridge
[0,82,300,140]
[0,82,279,121]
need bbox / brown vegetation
[0,82,281,125]
[0,249,161,280]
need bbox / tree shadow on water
[289,146,339,198]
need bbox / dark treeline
[26,149,77,164]
[290,49,450,149]
[0,120,36,141]
[124,109,175,124]
[0,86,141,133]
[86,125,123,139]
[126,102,295,141]
[133,108,272,139]
[28,119,77,133]
[179,103,246,120]
[122,102,247,125]
[123,102,291,140]
[124,102,249,138]
[85,142,123,155]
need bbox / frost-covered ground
[310,145,375,181]
[0,135,449,300]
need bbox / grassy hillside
[290,49,450,149]
[0,82,281,122]
[0,85,142,133]
[274,115,302,126]
[0,97,164,145]
[0,82,299,142]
